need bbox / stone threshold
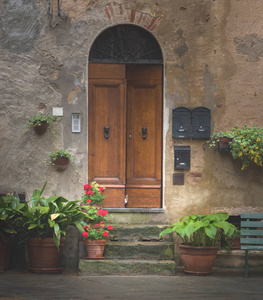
[104,208,166,213]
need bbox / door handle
[142,127,147,140]
[104,126,110,139]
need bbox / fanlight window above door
[89,24,163,64]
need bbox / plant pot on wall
[84,239,107,259]
[218,137,232,152]
[53,157,70,171]
[179,244,219,275]
[27,237,65,273]
[33,121,49,135]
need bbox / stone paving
[1,268,263,300]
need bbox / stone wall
[0,0,263,227]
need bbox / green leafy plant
[230,125,263,170]
[47,149,76,164]
[19,182,87,248]
[81,206,109,225]
[207,130,234,148]
[0,192,25,242]
[207,125,263,170]
[82,223,113,241]
[25,113,61,131]
[160,212,237,247]
[81,182,105,206]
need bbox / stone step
[107,224,173,242]
[104,241,174,260]
[79,259,176,276]
[104,208,169,225]
[79,241,174,260]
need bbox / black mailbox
[172,107,191,138]
[174,146,190,170]
[191,107,211,139]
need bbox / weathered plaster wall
[0,0,263,226]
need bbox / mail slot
[174,146,190,170]
[172,107,191,138]
[191,107,211,139]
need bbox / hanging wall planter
[33,121,49,135]
[53,157,70,171]
[25,113,61,135]
[218,137,232,152]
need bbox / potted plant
[207,130,234,151]
[0,192,24,272]
[82,223,113,259]
[25,113,61,135]
[160,212,237,275]
[19,182,87,273]
[208,125,263,170]
[81,182,105,207]
[47,149,77,171]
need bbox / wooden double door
[88,63,162,208]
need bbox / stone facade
[1,0,263,226]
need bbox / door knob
[128,134,132,139]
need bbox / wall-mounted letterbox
[172,106,211,139]
[172,107,191,138]
[174,146,190,170]
[191,107,211,139]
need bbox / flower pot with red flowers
[82,223,113,259]
[160,212,237,275]
[81,182,105,208]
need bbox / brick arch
[104,2,163,31]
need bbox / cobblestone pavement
[0,268,263,300]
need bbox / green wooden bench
[240,213,263,277]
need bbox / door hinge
[124,195,128,206]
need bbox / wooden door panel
[126,65,162,208]
[88,74,126,207]
[126,80,162,184]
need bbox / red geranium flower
[108,225,113,230]
[84,184,92,190]
[86,190,94,195]
[99,187,105,192]
[103,231,109,237]
[82,232,88,238]
[86,199,91,203]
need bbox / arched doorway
[88,24,163,208]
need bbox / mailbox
[174,146,190,170]
[191,107,211,139]
[172,107,191,138]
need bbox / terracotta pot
[27,237,65,273]
[179,244,219,275]
[84,239,107,259]
[33,121,49,135]
[218,137,232,152]
[53,157,70,171]
[0,237,14,272]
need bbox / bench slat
[241,245,263,250]
[241,213,263,219]
[241,221,263,227]
[240,237,263,245]
[240,229,263,236]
